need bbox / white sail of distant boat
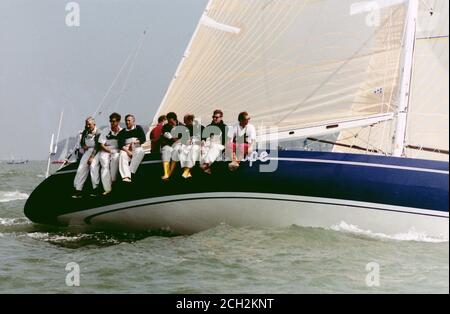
[52,138,69,164]
[60,138,69,159]
[53,110,64,155]
[46,109,64,177]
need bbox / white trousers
[202,143,225,165]
[161,143,183,162]
[161,145,174,162]
[119,147,145,179]
[73,148,95,191]
[91,150,120,192]
[161,143,200,168]
[178,143,201,168]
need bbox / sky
[0,0,207,160]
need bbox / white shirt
[228,123,256,144]
[84,127,99,148]
[98,127,122,150]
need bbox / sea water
[0,161,448,293]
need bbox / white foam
[0,217,31,226]
[27,232,88,242]
[330,221,448,243]
[0,191,29,203]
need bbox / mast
[392,0,419,157]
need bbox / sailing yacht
[7,156,28,165]
[24,0,448,238]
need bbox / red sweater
[150,123,164,153]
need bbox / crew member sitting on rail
[72,117,101,198]
[118,114,146,183]
[91,112,122,196]
[160,112,183,180]
[149,115,167,154]
[201,109,227,175]
[178,114,204,179]
[227,111,256,171]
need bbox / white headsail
[334,0,448,160]
[405,0,449,160]
[154,0,407,136]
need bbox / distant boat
[52,138,69,164]
[45,110,66,177]
[7,155,28,165]
[6,159,28,165]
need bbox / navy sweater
[118,125,146,149]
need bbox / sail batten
[257,112,394,143]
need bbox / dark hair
[238,111,249,122]
[166,112,178,121]
[184,114,195,124]
[109,112,121,121]
[125,114,135,121]
[158,115,167,123]
[213,109,223,117]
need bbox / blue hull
[24,150,449,230]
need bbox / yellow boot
[161,162,170,180]
[168,161,177,176]
[182,167,192,179]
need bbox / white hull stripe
[61,193,448,224]
[272,158,449,175]
[54,158,448,175]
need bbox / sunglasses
[110,120,118,123]
[213,115,222,119]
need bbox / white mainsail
[154,0,407,134]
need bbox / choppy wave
[331,221,448,243]
[0,191,29,203]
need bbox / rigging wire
[112,31,147,113]
[57,31,147,172]
[92,30,147,118]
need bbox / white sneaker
[122,177,132,183]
